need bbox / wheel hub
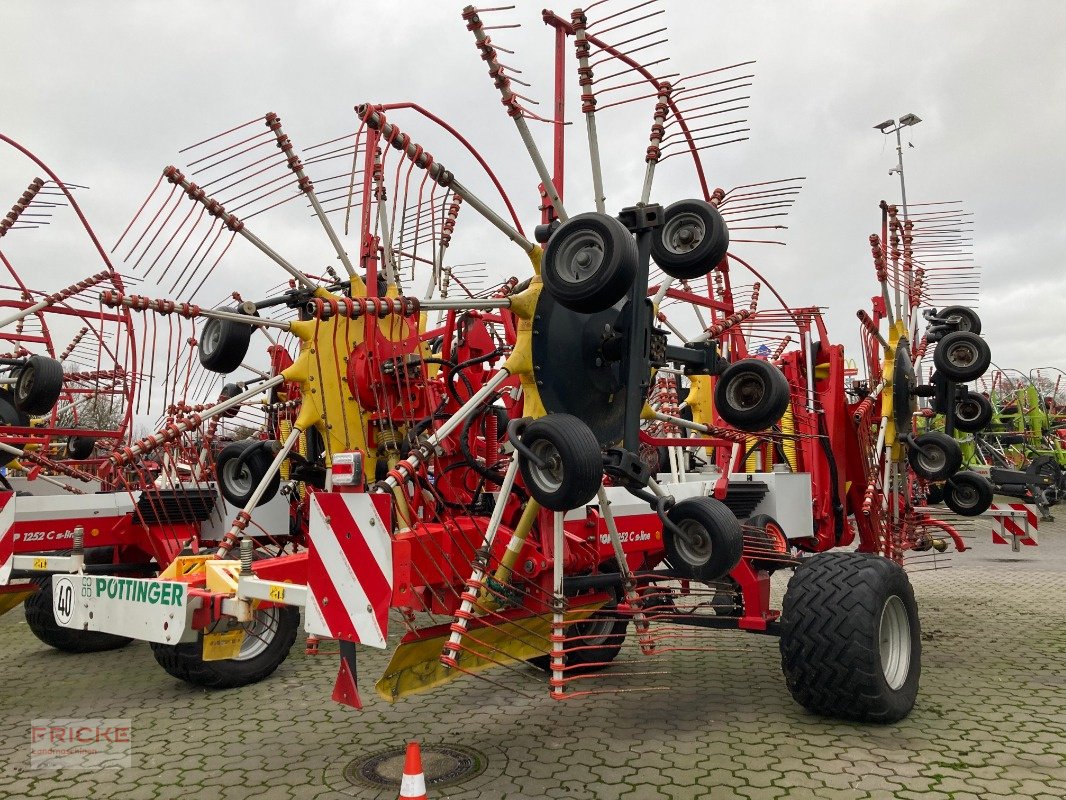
[728,374,765,410]
[662,213,705,254]
[676,519,711,565]
[878,595,911,690]
[558,231,605,284]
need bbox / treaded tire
[743,513,790,572]
[943,471,993,516]
[665,496,743,581]
[908,431,962,481]
[714,358,791,432]
[14,355,64,415]
[198,310,254,374]
[518,414,603,511]
[216,439,281,508]
[779,551,920,723]
[932,331,991,383]
[150,605,300,689]
[529,606,627,675]
[936,305,981,335]
[66,435,96,460]
[925,483,944,505]
[24,549,134,653]
[651,199,730,280]
[954,393,993,433]
[541,213,637,314]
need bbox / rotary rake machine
[0,136,137,478]
[0,134,150,623]
[5,1,991,724]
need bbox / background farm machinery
[0,1,1002,726]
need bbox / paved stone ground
[1,509,1064,799]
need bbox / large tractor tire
[150,605,300,689]
[779,551,920,723]
[25,553,135,653]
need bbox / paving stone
[2,509,1066,798]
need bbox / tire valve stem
[239,538,253,576]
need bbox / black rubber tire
[529,606,627,675]
[150,605,300,689]
[219,382,243,417]
[66,435,96,460]
[925,483,944,505]
[0,388,29,428]
[779,551,921,723]
[932,332,991,383]
[953,393,993,433]
[907,431,962,481]
[14,355,64,415]
[744,513,790,572]
[943,471,994,516]
[1027,455,1062,489]
[664,496,744,581]
[24,548,134,653]
[198,310,254,374]
[518,414,603,511]
[937,305,982,335]
[541,213,637,314]
[714,359,791,432]
[216,439,281,508]
[651,199,730,280]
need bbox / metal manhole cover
[345,744,487,790]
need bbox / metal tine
[178,116,266,154]
[721,177,805,202]
[590,39,670,72]
[719,200,796,215]
[219,169,295,210]
[464,6,566,219]
[663,101,752,131]
[189,133,279,177]
[304,148,365,169]
[123,183,182,266]
[588,25,667,60]
[203,151,291,196]
[588,5,665,40]
[186,127,276,169]
[661,116,749,144]
[312,173,368,195]
[659,130,750,158]
[594,60,674,89]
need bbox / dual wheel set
[516,410,921,723]
[906,307,995,516]
[0,354,99,460]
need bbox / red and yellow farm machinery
[0,2,995,725]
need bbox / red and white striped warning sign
[988,502,1038,546]
[305,492,393,648]
[0,492,16,584]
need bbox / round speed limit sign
[53,576,76,626]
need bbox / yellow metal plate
[375,601,603,702]
[0,589,32,616]
[159,554,212,580]
[202,629,244,661]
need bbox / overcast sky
[3,0,1065,384]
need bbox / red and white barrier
[0,493,14,584]
[305,491,393,648]
[986,502,1038,548]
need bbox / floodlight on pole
[874,113,923,322]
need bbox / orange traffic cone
[398,740,428,800]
